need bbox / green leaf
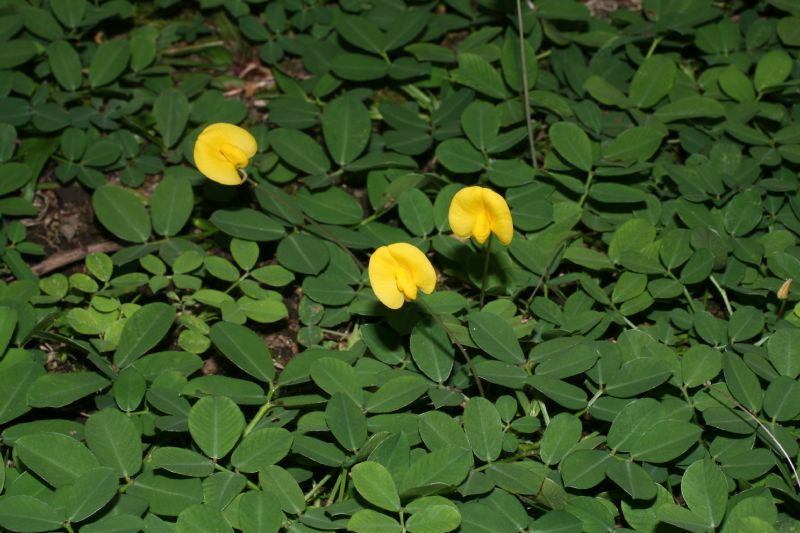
[154,89,189,148]
[238,491,282,533]
[0,495,64,532]
[366,375,429,414]
[406,505,461,533]
[85,409,142,478]
[654,95,724,122]
[681,345,722,388]
[331,53,388,81]
[260,465,305,514]
[606,460,656,500]
[300,187,363,225]
[65,466,119,522]
[89,39,130,88]
[398,189,435,236]
[435,138,484,173]
[540,413,581,466]
[468,311,524,363]
[628,55,676,108]
[681,459,728,528]
[455,53,509,99]
[92,185,151,243]
[767,328,800,378]
[231,427,293,473]
[309,357,363,405]
[352,461,401,512]
[629,421,702,463]
[325,392,367,452]
[151,446,214,477]
[460,101,500,151]
[210,322,275,382]
[277,234,330,275]
[549,122,592,171]
[754,50,792,92]
[188,396,245,459]
[723,352,763,412]
[719,67,755,102]
[27,371,110,408]
[151,174,193,237]
[603,126,664,163]
[126,472,203,516]
[322,95,371,165]
[0,40,38,69]
[268,128,331,175]
[47,40,82,91]
[728,306,765,343]
[463,397,503,462]
[0,358,42,424]
[348,509,403,533]
[561,449,614,489]
[335,14,386,54]
[114,303,176,368]
[15,432,100,487]
[410,318,454,383]
[176,504,233,533]
[210,209,286,242]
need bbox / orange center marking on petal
[219,143,249,168]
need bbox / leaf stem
[706,384,800,491]
[243,381,277,437]
[479,236,493,308]
[709,275,733,316]
[516,0,537,168]
[578,171,594,207]
[417,299,486,397]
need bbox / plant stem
[417,299,486,397]
[243,382,277,437]
[706,385,800,491]
[516,0,537,168]
[709,275,733,316]
[578,171,594,207]
[479,236,493,308]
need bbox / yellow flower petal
[482,188,514,245]
[193,123,257,185]
[448,186,484,240]
[448,186,513,245]
[368,246,405,309]
[368,243,436,309]
[386,243,436,295]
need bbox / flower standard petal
[448,186,484,240]
[193,123,257,185]
[482,188,514,245]
[386,243,436,295]
[368,246,405,309]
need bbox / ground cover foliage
[1,0,800,531]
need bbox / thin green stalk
[578,171,594,207]
[706,385,800,490]
[243,382,277,437]
[516,0,537,168]
[645,36,663,59]
[709,275,733,316]
[304,473,332,502]
[417,299,486,397]
[479,235,493,308]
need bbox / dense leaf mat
[0,0,799,531]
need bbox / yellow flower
[193,123,257,185]
[448,186,513,245]
[368,243,436,309]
